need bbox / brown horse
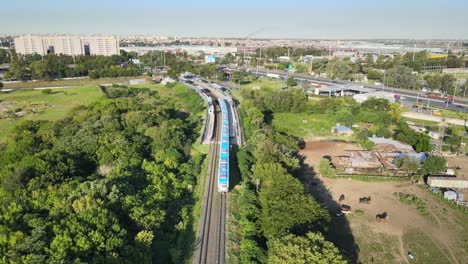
[339,194,345,202]
[376,212,388,222]
[359,196,371,204]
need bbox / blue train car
[218,99,230,192]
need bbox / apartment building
[14,35,120,56]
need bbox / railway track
[194,100,227,264]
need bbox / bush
[318,158,336,178]
[355,210,365,216]
[393,192,429,215]
[165,82,176,88]
[41,89,53,94]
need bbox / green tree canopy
[268,232,347,264]
[385,65,420,90]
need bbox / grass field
[440,108,468,120]
[272,112,339,139]
[3,76,148,89]
[0,86,107,142]
[0,82,206,143]
[239,77,285,90]
[402,229,453,264]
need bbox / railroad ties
[194,98,229,264]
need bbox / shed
[332,125,353,136]
[129,78,147,85]
[444,191,457,201]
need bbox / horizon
[2,0,468,39]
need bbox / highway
[225,67,468,112]
[193,94,227,264]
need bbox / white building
[14,35,120,56]
[353,91,396,103]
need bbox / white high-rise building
[14,35,120,56]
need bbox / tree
[388,103,402,123]
[5,53,28,81]
[366,69,383,81]
[425,74,456,93]
[268,232,347,264]
[385,65,420,90]
[361,98,390,111]
[0,82,3,89]
[393,156,420,175]
[0,49,11,64]
[318,158,335,178]
[326,59,353,80]
[258,173,329,239]
[286,76,296,87]
[415,133,432,152]
[231,70,246,85]
[421,156,446,175]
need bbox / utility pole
[412,43,416,61]
[310,59,313,75]
[382,71,386,91]
[446,43,450,63]
[436,120,446,156]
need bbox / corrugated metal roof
[333,125,352,133]
[368,137,414,153]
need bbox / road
[225,67,468,112]
[402,112,467,126]
[193,94,227,264]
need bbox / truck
[446,96,454,104]
[428,93,446,99]
[266,73,280,79]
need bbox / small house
[332,125,353,136]
[444,191,457,201]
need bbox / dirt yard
[446,156,468,180]
[301,140,360,167]
[300,141,468,264]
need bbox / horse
[359,196,371,204]
[376,212,388,222]
[339,194,345,202]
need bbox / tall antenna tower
[435,119,446,155]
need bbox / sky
[2,0,468,39]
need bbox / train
[218,99,230,192]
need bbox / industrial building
[314,83,376,97]
[427,177,468,189]
[334,150,426,176]
[368,137,415,153]
[353,91,396,103]
[14,35,120,56]
[121,45,237,56]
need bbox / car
[456,105,464,109]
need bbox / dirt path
[398,236,410,264]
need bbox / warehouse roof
[368,137,414,153]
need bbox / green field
[272,112,339,139]
[403,229,453,264]
[240,77,285,90]
[4,76,148,89]
[0,86,107,142]
[0,82,205,143]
